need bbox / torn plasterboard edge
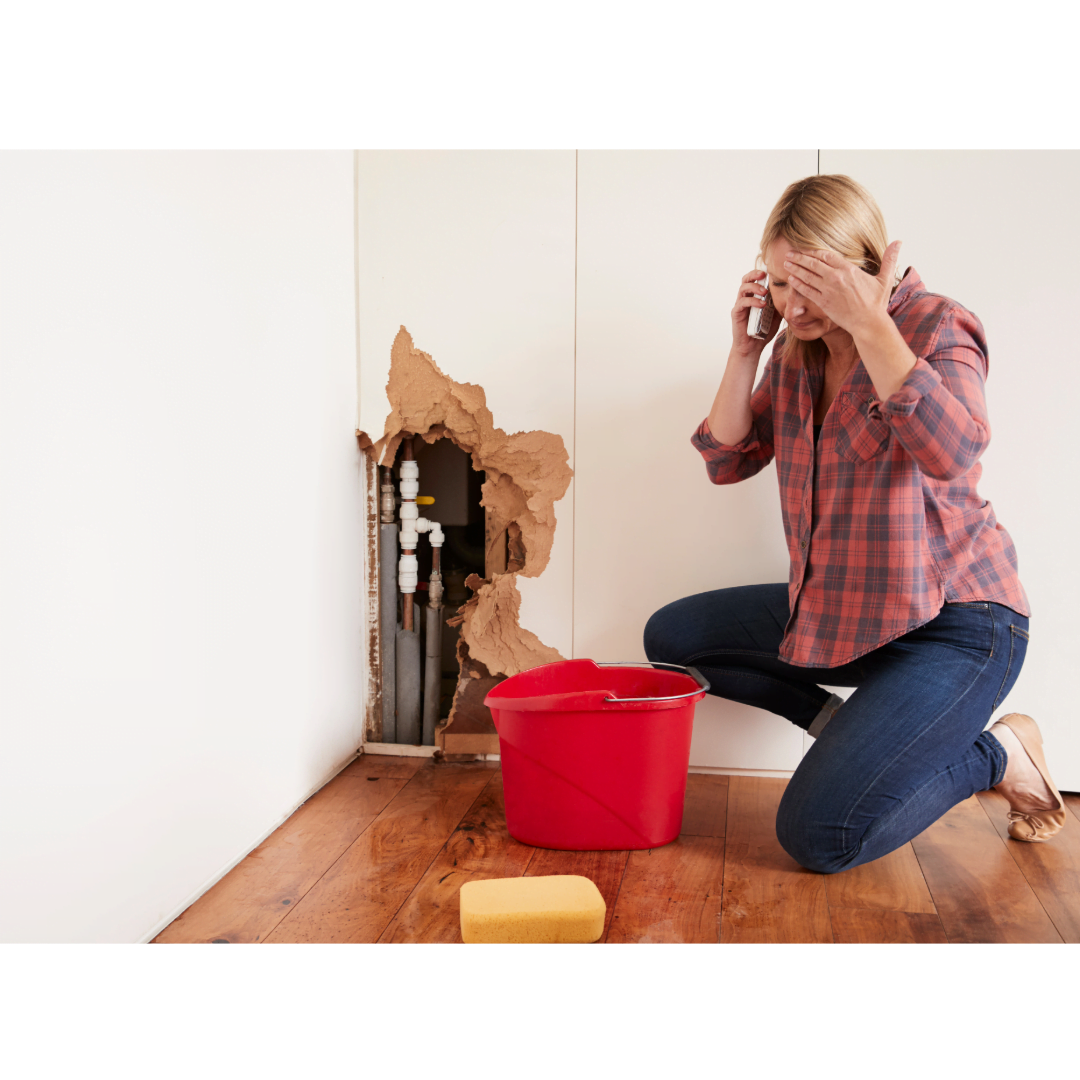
[445,572,561,677]
[356,326,573,745]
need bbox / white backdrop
[4,150,1073,942]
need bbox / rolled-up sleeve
[692,359,776,484]
[870,306,991,481]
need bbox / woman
[644,174,1065,874]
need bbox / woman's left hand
[783,240,903,336]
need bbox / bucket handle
[595,661,711,703]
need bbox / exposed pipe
[379,465,398,743]
[396,442,421,742]
[395,625,422,743]
[422,529,444,745]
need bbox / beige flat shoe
[991,713,1067,843]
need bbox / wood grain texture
[524,847,630,942]
[829,907,948,944]
[338,755,428,780]
[680,774,729,838]
[1064,794,1080,826]
[976,788,1080,943]
[910,794,1063,943]
[263,761,498,943]
[824,842,936,914]
[720,777,832,944]
[606,836,726,943]
[153,756,424,944]
[378,772,535,943]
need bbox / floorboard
[910,794,1062,943]
[524,847,629,943]
[720,777,832,944]
[824,842,936,915]
[606,836,726,943]
[679,774,729,838]
[829,907,948,944]
[976,788,1080,944]
[263,761,498,943]
[152,758,1080,946]
[378,772,534,943]
[153,757,423,944]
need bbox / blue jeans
[643,584,1030,874]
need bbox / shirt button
[800,540,806,549]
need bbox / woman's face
[763,239,841,341]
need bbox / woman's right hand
[731,269,776,360]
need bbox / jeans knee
[642,608,673,663]
[775,799,849,875]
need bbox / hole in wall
[357,327,573,756]
[396,435,486,722]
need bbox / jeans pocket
[835,391,891,464]
[993,624,1030,710]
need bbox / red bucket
[484,660,709,851]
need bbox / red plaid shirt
[692,268,1029,668]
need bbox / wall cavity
[357,327,572,751]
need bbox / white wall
[822,151,1080,789]
[0,152,364,942]
[357,150,1080,786]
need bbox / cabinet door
[575,151,818,772]
[356,150,577,658]
[822,150,1080,788]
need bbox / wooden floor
[154,757,1080,944]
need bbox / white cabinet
[574,151,817,771]
[356,150,577,659]
[357,150,1080,782]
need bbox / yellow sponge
[459,875,606,943]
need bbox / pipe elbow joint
[414,518,444,546]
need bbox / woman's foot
[990,714,1067,842]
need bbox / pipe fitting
[413,518,445,547]
[428,571,444,607]
[380,467,396,524]
[399,460,419,500]
[398,553,418,593]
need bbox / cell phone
[747,275,776,341]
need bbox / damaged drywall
[363,327,571,591]
[357,326,572,746]
[445,572,562,677]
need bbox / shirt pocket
[835,390,891,464]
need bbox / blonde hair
[758,174,890,370]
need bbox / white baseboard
[361,742,438,758]
[688,765,795,779]
[361,743,792,777]
[140,747,363,944]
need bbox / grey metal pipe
[395,627,422,744]
[379,522,399,743]
[422,604,442,745]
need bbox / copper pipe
[402,589,413,632]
